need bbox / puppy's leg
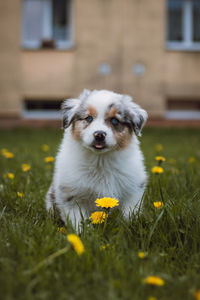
[46,183,65,225]
[46,183,56,212]
[123,190,145,219]
[55,187,84,229]
[46,184,83,228]
[59,203,83,229]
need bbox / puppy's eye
[110,117,119,126]
[85,116,93,123]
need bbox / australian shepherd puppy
[46,89,148,227]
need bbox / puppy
[46,89,148,227]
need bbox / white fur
[46,89,148,227]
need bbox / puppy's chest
[67,163,132,199]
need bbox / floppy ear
[122,95,148,137]
[61,89,91,129]
[61,98,80,129]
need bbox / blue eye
[85,116,93,123]
[111,117,119,126]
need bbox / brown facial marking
[107,106,119,119]
[113,125,132,150]
[106,119,133,150]
[88,106,97,118]
[71,120,86,140]
[71,106,97,140]
[105,105,133,150]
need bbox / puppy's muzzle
[94,131,106,142]
[93,131,107,150]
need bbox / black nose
[94,131,107,142]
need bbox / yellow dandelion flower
[1,149,14,158]
[1,148,8,154]
[58,227,67,235]
[95,197,119,209]
[189,157,196,163]
[22,164,31,172]
[67,234,85,256]
[143,275,165,286]
[89,211,108,224]
[138,251,147,259]
[151,166,164,174]
[194,291,200,300]
[153,201,164,209]
[148,297,157,300]
[42,144,49,152]
[7,173,15,179]
[155,156,166,163]
[17,192,24,198]
[3,151,14,158]
[44,156,54,163]
[155,144,163,152]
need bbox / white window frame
[166,0,200,51]
[22,109,62,119]
[165,110,200,120]
[22,0,74,50]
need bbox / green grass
[0,127,200,300]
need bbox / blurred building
[0,0,200,123]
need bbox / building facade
[0,0,200,121]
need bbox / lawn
[0,127,200,300]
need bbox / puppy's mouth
[92,142,106,150]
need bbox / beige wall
[165,52,200,100]
[22,51,75,99]
[0,0,21,116]
[1,0,200,118]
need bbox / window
[167,0,200,50]
[166,99,200,119]
[23,99,63,119]
[22,0,73,49]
